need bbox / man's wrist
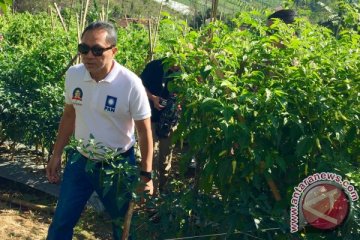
[140,170,153,180]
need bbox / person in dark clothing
[140,58,180,193]
[266,9,296,48]
[267,9,296,26]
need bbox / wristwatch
[140,170,153,180]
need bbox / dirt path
[0,184,112,240]
[0,201,50,240]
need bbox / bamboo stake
[146,0,163,62]
[81,0,90,33]
[211,0,219,22]
[100,5,105,21]
[76,13,81,43]
[54,3,67,32]
[0,194,55,214]
[80,0,84,32]
[50,6,55,30]
[148,19,153,61]
[106,0,110,22]
[204,0,208,26]
[121,201,135,240]
[76,13,81,65]
[152,1,164,50]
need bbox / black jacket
[140,58,174,122]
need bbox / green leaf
[200,98,223,112]
[221,80,239,93]
[218,150,227,157]
[265,88,272,102]
[232,160,237,174]
[296,136,314,157]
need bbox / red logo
[302,183,350,230]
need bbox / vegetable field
[0,0,359,239]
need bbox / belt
[91,146,135,167]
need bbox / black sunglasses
[78,43,114,57]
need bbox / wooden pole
[100,5,105,21]
[0,194,55,214]
[80,0,84,32]
[81,0,90,33]
[148,19,153,61]
[50,6,55,30]
[153,0,163,44]
[147,0,163,62]
[54,3,67,32]
[211,0,219,22]
[76,13,81,65]
[76,13,81,43]
[121,201,135,240]
[106,0,110,22]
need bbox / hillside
[176,0,282,15]
[8,0,356,25]
[10,0,185,19]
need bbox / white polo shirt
[64,61,151,158]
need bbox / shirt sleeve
[64,70,72,104]
[129,77,151,121]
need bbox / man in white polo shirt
[46,21,153,240]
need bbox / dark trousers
[47,148,135,240]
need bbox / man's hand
[145,89,165,111]
[152,95,165,111]
[141,177,154,195]
[46,103,75,184]
[46,156,62,184]
[134,117,153,200]
[137,177,154,204]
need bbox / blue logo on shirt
[104,95,117,112]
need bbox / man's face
[80,29,117,77]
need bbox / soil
[0,201,49,240]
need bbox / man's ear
[112,47,118,55]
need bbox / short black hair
[267,9,296,24]
[81,21,117,46]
